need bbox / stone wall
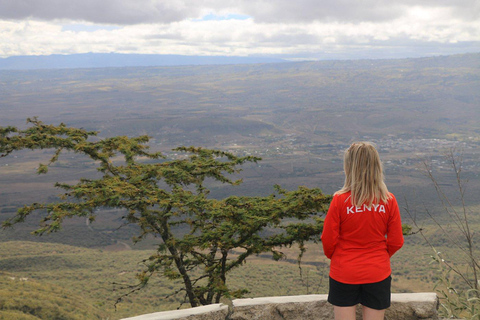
[121,292,439,320]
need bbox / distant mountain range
[0,53,287,70]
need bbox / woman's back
[321,191,403,284]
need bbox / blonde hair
[335,142,391,206]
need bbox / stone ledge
[121,304,228,320]
[121,292,439,320]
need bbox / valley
[0,53,479,318]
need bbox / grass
[0,241,328,319]
[0,236,446,319]
[0,272,105,319]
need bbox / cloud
[1,14,478,59]
[233,0,406,23]
[242,0,480,23]
[0,0,478,59]
[0,0,200,24]
[0,0,478,25]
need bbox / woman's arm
[386,195,404,257]
[321,196,340,259]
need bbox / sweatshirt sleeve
[386,194,404,257]
[321,195,340,259]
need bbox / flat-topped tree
[0,118,330,308]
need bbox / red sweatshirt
[321,191,404,284]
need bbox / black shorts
[328,275,391,310]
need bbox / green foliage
[402,224,412,235]
[0,119,331,308]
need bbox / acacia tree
[0,118,330,308]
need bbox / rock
[121,292,439,320]
[120,304,228,320]
[387,293,439,320]
[230,295,333,320]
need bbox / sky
[0,0,479,60]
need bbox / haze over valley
[2,53,479,205]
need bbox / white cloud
[0,1,478,59]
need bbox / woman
[321,142,404,320]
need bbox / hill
[0,271,105,319]
[0,240,439,319]
[0,53,286,70]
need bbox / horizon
[1,51,479,71]
[4,50,480,60]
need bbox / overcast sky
[0,0,479,60]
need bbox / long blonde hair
[335,142,391,206]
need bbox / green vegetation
[0,271,104,319]
[0,119,330,309]
[0,240,439,319]
[0,241,330,319]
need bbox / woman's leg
[362,305,385,320]
[334,305,357,320]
